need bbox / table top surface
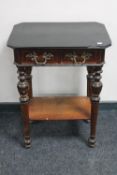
[7,22,111,49]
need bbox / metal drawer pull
[26,51,54,64]
[65,52,92,64]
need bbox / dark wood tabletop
[7,22,111,49]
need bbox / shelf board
[29,96,91,120]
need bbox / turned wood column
[86,66,95,123]
[87,66,95,97]
[17,66,32,148]
[88,66,103,147]
[25,67,33,99]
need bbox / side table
[7,22,111,148]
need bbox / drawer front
[14,49,61,65]
[14,48,104,65]
[61,49,104,65]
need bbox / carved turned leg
[88,66,103,147]
[85,66,95,123]
[87,66,95,97]
[17,66,32,148]
[25,67,33,99]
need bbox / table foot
[88,137,96,148]
[24,137,31,148]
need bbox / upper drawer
[14,48,61,65]
[61,49,104,65]
[14,48,105,65]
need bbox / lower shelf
[29,96,91,120]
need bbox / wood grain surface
[29,96,91,120]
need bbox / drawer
[14,49,61,65]
[61,49,104,65]
[14,48,104,65]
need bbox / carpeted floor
[0,109,117,175]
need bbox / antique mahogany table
[7,22,111,148]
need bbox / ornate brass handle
[65,52,92,64]
[25,51,54,64]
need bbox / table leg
[87,66,95,97]
[85,66,95,123]
[17,66,32,148]
[25,67,33,99]
[88,66,103,147]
